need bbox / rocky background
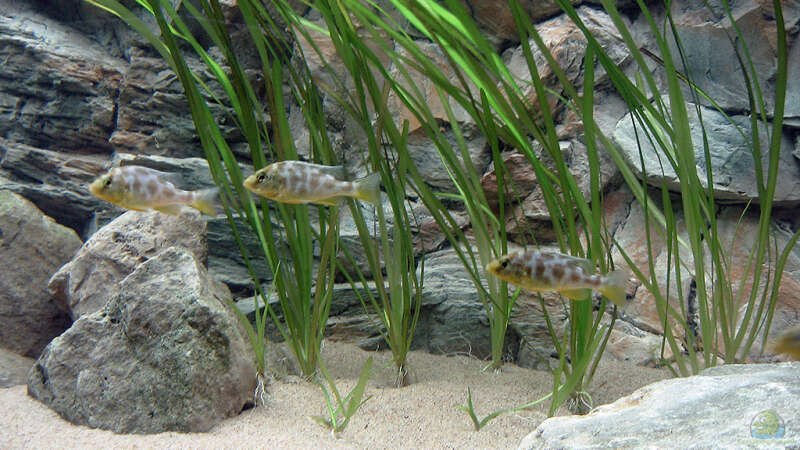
[1,0,800,433]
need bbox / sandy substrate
[1,341,669,449]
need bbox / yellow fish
[89,165,218,215]
[243,161,380,206]
[487,250,627,307]
[773,325,800,360]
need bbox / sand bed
[1,341,669,449]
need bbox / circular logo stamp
[750,410,785,439]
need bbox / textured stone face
[0,191,81,357]
[614,98,800,205]
[28,247,256,434]
[519,362,800,449]
[48,210,207,320]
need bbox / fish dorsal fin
[558,254,594,274]
[303,162,348,180]
[122,165,184,185]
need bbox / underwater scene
[1,0,799,447]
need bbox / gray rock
[503,6,630,122]
[669,0,800,116]
[614,98,800,205]
[519,362,800,449]
[0,138,109,237]
[49,210,207,319]
[0,191,81,357]
[0,1,123,153]
[0,347,35,388]
[415,248,520,359]
[28,246,255,433]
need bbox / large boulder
[28,246,256,433]
[519,362,800,449]
[49,210,207,319]
[0,191,81,357]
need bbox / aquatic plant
[86,0,345,380]
[567,0,799,374]
[311,356,373,435]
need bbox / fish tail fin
[354,173,381,205]
[191,187,220,216]
[599,269,628,308]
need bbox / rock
[48,210,207,319]
[463,0,581,45]
[614,98,800,205]
[486,140,617,243]
[388,42,478,135]
[0,138,109,237]
[503,6,630,121]
[519,362,800,449]
[0,1,123,153]
[0,348,35,388]
[236,282,385,349]
[109,152,270,293]
[0,191,81,357]
[605,183,800,365]
[415,248,520,359]
[28,246,255,434]
[110,53,240,157]
[669,0,800,116]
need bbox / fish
[773,325,800,360]
[89,165,219,216]
[486,250,627,307]
[243,160,380,206]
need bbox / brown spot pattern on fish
[243,160,381,206]
[551,264,565,281]
[89,165,218,215]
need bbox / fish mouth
[88,179,103,196]
[486,260,501,276]
[242,174,256,190]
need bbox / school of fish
[486,250,628,307]
[89,165,218,216]
[243,160,380,206]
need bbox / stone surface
[49,210,207,319]
[0,347,35,388]
[414,248,520,359]
[669,0,800,116]
[464,0,581,45]
[614,98,800,205]
[0,138,109,237]
[0,1,123,153]
[503,6,630,121]
[519,362,800,449]
[0,191,81,357]
[28,247,255,434]
[483,140,618,243]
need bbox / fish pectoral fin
[153,204,184,215]
[561,288,591,300]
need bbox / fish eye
[104,177,112,187]
[500,258,509,268]
[257,173,266,183]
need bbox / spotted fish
[773,325,800,360]
[486,250,627,307]
[89,165,218,216]
[243,160,380,206]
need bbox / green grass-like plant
[86,0,346,380]
[311,356,374,435]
